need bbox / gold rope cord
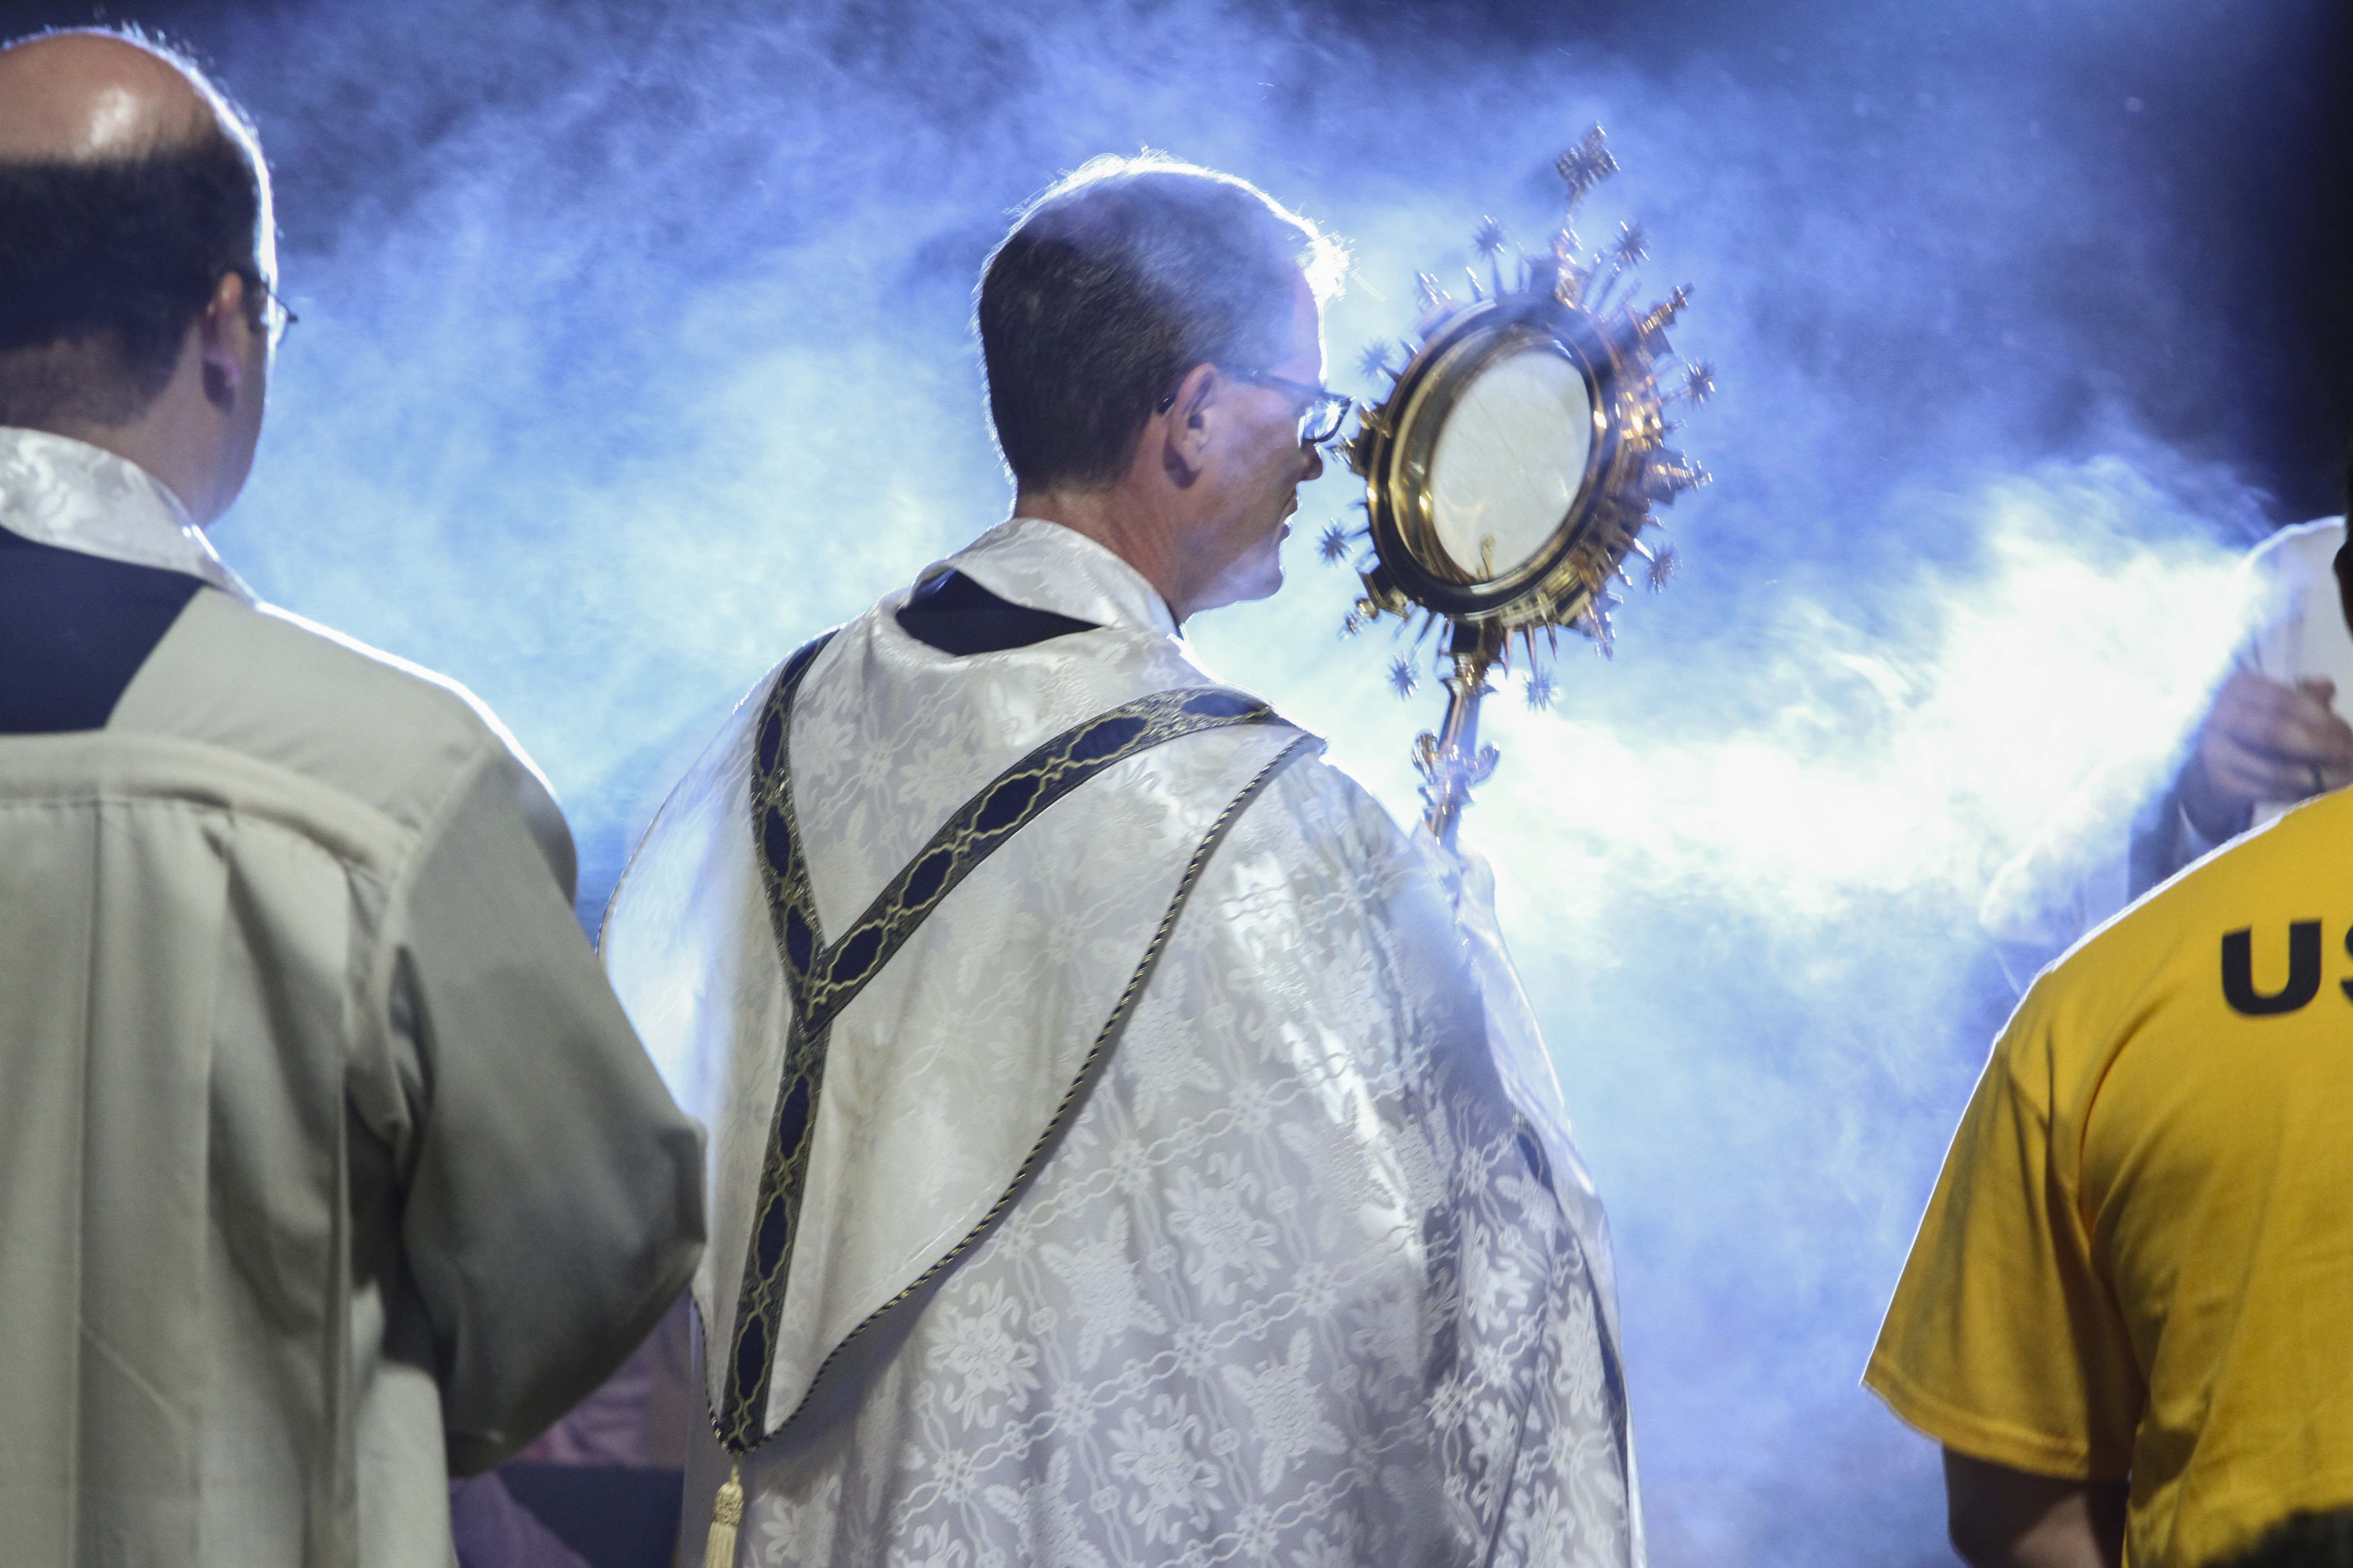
[715,634,1300,1455]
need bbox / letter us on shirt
[2221,921,2353,1015]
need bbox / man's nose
[1300,440,1324,482]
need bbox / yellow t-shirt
[1867,788,2353,1568]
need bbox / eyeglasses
[1156,366,1354,446]
[258,278,300,351]
[236,268,300,351]
[1238,368,1353,445]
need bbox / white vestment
[1981,516,2352,974]
[0,428,704,1567]
[604,517,1640,1567]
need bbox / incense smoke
[135,0,2326,1558]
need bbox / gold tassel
[702,1461,744,1568]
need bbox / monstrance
[1322,126,1711,846]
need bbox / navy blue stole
[713,629,1309,1453]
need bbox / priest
[0,26,703,1568]
[603,153,1641,1567]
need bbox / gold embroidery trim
[714,634,1305,1454]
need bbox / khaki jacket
[0,567,703,1565]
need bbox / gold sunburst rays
[1314,124,1711,843]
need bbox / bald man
[0,29,703,1568]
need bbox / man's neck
[2,325,224,525]
[1012,487,1190,624]
[20,408,207,526]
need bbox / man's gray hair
[976,152,1345,493]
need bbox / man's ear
[1161,362,1221,486]
[197,271,254,409]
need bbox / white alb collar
[931,516,1181,638]
[0,426,253,603]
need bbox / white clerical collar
[0,425,253,603]
[935,516,1181,638]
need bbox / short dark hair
[0,34,271,427]
[976,153,1344,493]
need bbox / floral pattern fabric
[609,519,1640,1568]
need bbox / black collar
[0,527,204,732]
[894,570,1100,656]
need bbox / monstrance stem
[1417,621,1501,849]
